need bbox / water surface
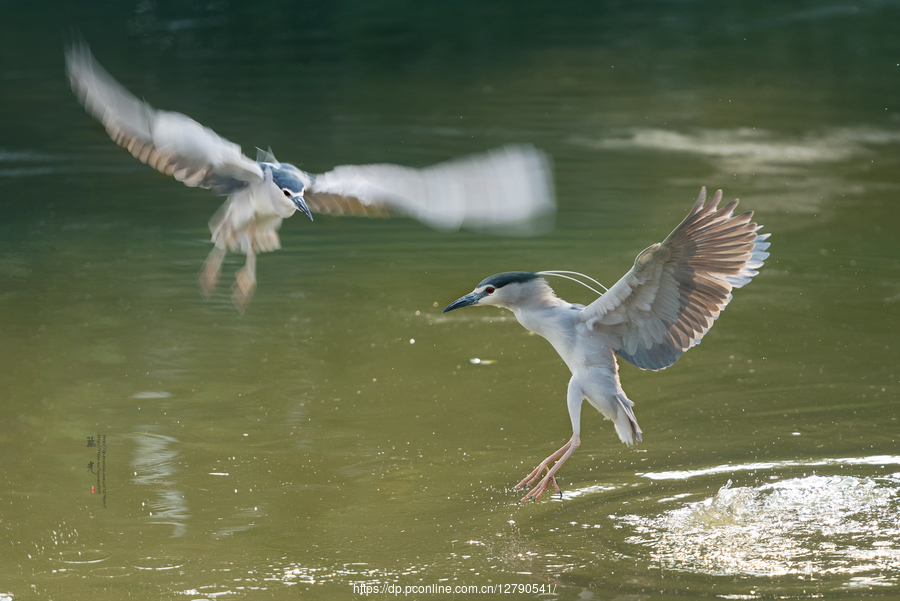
[2,2,900,599]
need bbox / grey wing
[66,39,262,194]
[581,187,771,371]
[305,144,555,233]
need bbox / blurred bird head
[265,161,314,221]
[442,271,550,312]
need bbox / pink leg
[231,248,257,315]
[514,433,581,502]
[199,246,226,299]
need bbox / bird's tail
[614,393,643,445]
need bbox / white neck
[505,281,572,338]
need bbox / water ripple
[638,455,900,481]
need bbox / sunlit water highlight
[639,455,900,481]
[621,471,900,583]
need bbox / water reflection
[572,127,900,168]
[571,126,900,215]
[213,505,265,537]
[0,149,58,179]
[131,431,189,537]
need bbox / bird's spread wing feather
[305,145,555,233]
[66,40,262,194]
[581,187,770,371]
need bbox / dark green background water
[2,1,900,599]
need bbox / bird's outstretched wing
[305,144,556,234]
[66,40,262,194]
[581,187,770,371]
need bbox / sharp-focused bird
[443,188,770,501]
[66,40,555,312]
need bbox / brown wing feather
[582,187,771,371]
[66,40,259,195]
[303,192,393,218]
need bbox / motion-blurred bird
[443,188,770,501]
[66,40,554,312]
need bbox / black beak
[442,291,481,313]
[292,194,314,221]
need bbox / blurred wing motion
[65,39,262,194]
[307,144,555,234]
[582,187,770,370]
[66,38,557,313]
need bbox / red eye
[283,189,291,197]
[485,286,495,294]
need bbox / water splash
[620,474,900,581]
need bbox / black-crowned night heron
[66,40,554,312]
[443,188,770,502]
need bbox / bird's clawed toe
[231,268,256,314]
[199,247,226,300]
[515,468,562,503]
[512,434,580,503]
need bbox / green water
[2,2,900,599]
